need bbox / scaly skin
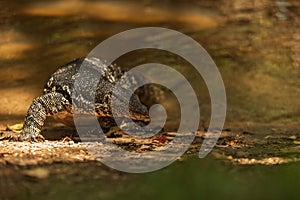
[14,57,155,141]
[21,92,72,141]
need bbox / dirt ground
[1,122,300,167]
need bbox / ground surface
[1,123,300,167]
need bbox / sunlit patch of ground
[231,157,300,165]
[1,123,300,167]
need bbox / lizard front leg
[19,92,72,141]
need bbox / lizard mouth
[128,95,150,123]
[129,109,150,123]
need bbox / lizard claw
[18,134,45,142]
[0,135,16,141]
[0,129,45,142]
[6,133,46,142]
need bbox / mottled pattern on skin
[17,57,162,141]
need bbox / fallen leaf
[7,123,23,133]
[152,136,167,143]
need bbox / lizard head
[128,94,150,122]
[110,91,150,123]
